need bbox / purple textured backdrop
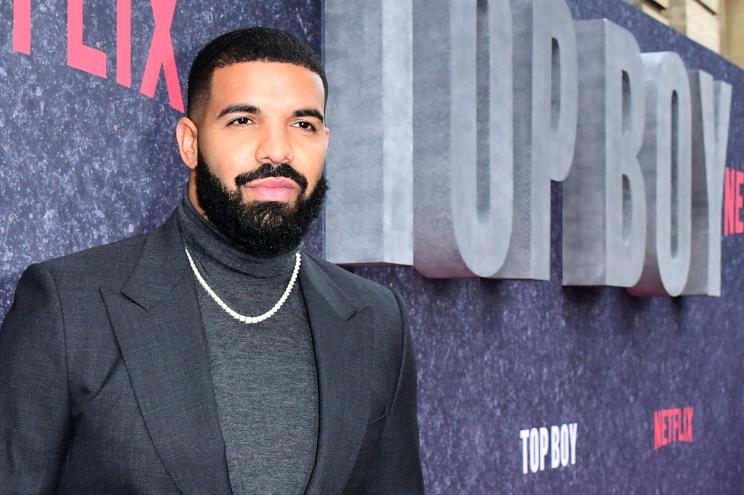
[0,0,743,493]
[347,2,744,493]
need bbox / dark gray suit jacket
[0,211,424,494]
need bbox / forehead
[207,61,325,113]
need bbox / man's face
[177,61,330,255]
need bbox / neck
[187,175,208,218]
[177,185,298,279]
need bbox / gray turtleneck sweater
[176,191,318,495]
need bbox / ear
[176,117,199,170]
[323,125,330,153]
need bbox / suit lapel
[300,255,371,495]
[100,211,371,494]
[101,213,232,494]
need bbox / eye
[229,116,254,126]
[292,121,317,132]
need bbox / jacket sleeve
[362,288,425,494]
[0,263,71,494]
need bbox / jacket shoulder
[39,231,149,288]
[303,253,402,315]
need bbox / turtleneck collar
[176,185,299,279]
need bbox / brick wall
[726,0,744,67]
[632,0,743,67]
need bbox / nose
[254,123,294,165]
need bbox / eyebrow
[217,104,324,123]
[292,108,325,123]
[217,104,259,119]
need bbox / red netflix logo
[724,166,744,236]
[654,406,694,450]
[11,0,184,112]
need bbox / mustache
[235,163,308,191]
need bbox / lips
[246,177,298,189]
[245,177,298,201]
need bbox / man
[0,27,424,494]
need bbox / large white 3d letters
[629,52,692,296]
[322,1,734,297]
[412,0,514,278]
[562,20,647,287]
[324,0,413,266]
[683,71,732,296]
[499,0,577,280]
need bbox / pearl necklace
[183,245,301,324]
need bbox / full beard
[195,152,327,257]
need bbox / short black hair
[187,27,327,118]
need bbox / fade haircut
[187,27,327,118]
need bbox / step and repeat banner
[0,0,743,493]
